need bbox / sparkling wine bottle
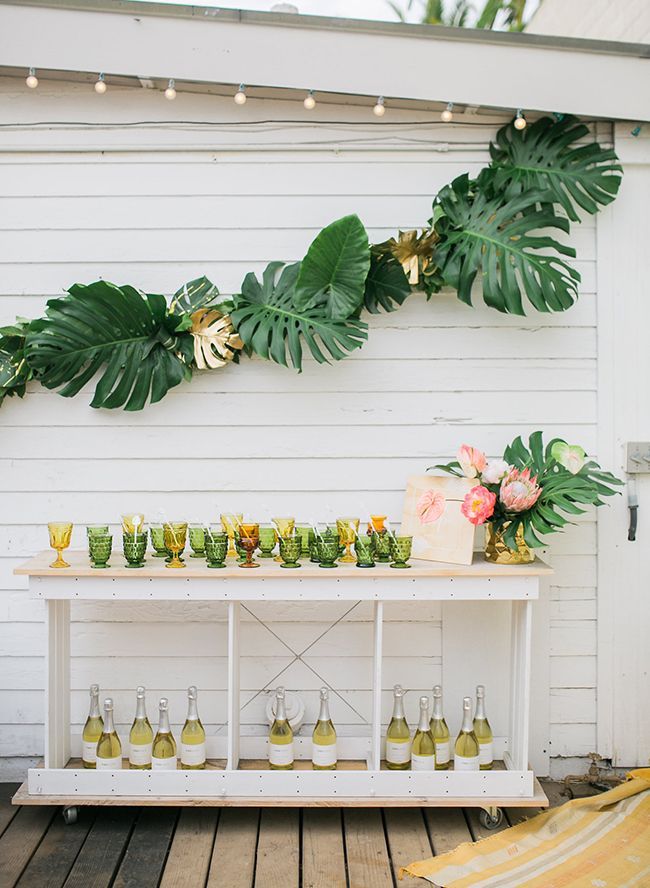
[411,696,435,771]
[96,697,123,770]
[129,686,153,770]
[269,687,294,770]
[152,697,177,770]
[181,686,206,770]
[82,683,104,769]
[430,684,451,771]
[386,684,411,770]
[454,696,480,771]
[473,684,494,770]
[312,687,337,770]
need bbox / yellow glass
[121,512,145,534]
[48,522,73,569]
[238,522,260,569]
[336,517,360,563]
[163,522,188,570]
[220,513,243,559]
[272,517,295,562]
[370,515,388,533]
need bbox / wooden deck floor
[0,781,566,888]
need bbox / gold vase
[484,523,534,565]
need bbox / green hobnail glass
[86,525,109,538]
[123,531,148,569]
[204,531,229,569]
[317,534,340,569]
[389,535,413,570]
[258,525,277,559]
[279,536,302,569]
[150,524,167,558]
[355,535,375,568]
[188,524,206,558]
[89,533,112,569]
[296,525,315,558]
[373,531,392,563]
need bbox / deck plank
[302,808,347,888]
[424,808,473,855]
[159,808,218,888]
[255,808,299,888]
[63,808,137,888]
[0,806,57,887]
[113,808,178,888]
[344,809,393,888]
[384,808,432,886]
[16,806,95,888]
[206,808,259,888]
[0,784,20,839]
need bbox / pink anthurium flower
[457,444,487,479]
[416,490,446,524]
[461,486,496,525]
[499,467,542,513]
[551,441,586,475]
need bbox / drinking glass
[204,530,229,569]
[389,535,413,570]
[258,524,277,558]
[296,525,315,559]
[123,531,148,569]
[238,522,260,569]
[336,517,360,563]
[163,522,188,570]
[150,524,168,558]
[86,525,109,538]
[89,533,112,569]
[121,513,145,535]
[370,515,388,533]
[272,517,295,562]
[220,513,243,559]
[188,524,206,558]
[372,530,392,563]
[317,535,340,569]
[48,522,73,569]
[279,536,302,569]
[309,537,321,563]
[355,534,375,568]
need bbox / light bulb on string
[164,79,177,100]
[26,67,38,89]
[234,84,247,105]
[373,96,386,117]
[441,102,453,123]
[303,89,316,110]
[94,73,107,94]
[514,108,527,130]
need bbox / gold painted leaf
[190,309,243,371]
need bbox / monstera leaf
[169,276,221,316]
[363,252,411,314]
[25,281,193,411]
[433,174,580,314]
[489,116,622,222]
[0,319,32,407]
[295,215,371,320]
[231,261,367,371]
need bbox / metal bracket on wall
[626,442,650,473]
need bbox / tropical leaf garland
[363,251,412,314]
[0,319,32,407]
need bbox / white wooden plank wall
[0,80,603,775]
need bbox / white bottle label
[312,743,337,767]
[129,742,153,766]
[181,742,206,766]
[435,740,450,765]
[411,753,435,771]
[269,740,294,767]
[82,740,98,764]
[151,755,177,770]
[454,753,480,771]
[96,755,122,770]
[479,741,494,766]
[386,739,411,764]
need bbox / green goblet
[150,524,167,558]
[309,538,321,563]
[355,535,375,568]
[89,533,112,569]
[389,535,413,570]
[188,524,206,558]
[296,525,315,559]
[258,524,277,559]
[373,530,392,563]
[279,536,302,569]
[204,530,228,569]
[123,530,148,569]
[317,534,340,569]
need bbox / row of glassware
[47,514,414,569]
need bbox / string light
[25,67,38,89]
[234,84,247,105]
[164,79,176,100]
[94,73,107,94]
[441,102,453,123]
[373,96,386,117]
[514,108,527,130]
[303,89,316,110]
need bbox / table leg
[509,599,532,771]
[227,601,241,770]
[45,599,70,769]
[371,601,383,771]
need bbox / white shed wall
[0,80,603,778]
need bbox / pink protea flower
[416,490,446,524]
[499,467,542,513]
[461,486,496,525]
[457,444,487,479]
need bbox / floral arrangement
[434,432,622,551]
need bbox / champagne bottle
[129,686,153,770]
[430,684,451,771]
[269,687,294,770]
[473,684,494,770]
[411,696,435,771]
[96,697,123,770]
[152,697,177,770]
[181,685,206,770]
[386,684,411,770]
[82,683,103,769]
[454,696,480,771]
[312,687,337,770]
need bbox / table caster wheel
[479,807,503,830]
[62,806,78,825]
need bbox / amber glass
[317,535,340,569]
[370,515,387,533]
[373,531,392,563]
[123,531,148,569]
[220,513,243,559]
[238,522,260,569]
[188,524,206,558]
[258,524,277,558]
[89,533,112,569]
[163,522,188,569]
[336,517,360,563]
[150,524,167,558]
[272,517,295,562]
[121,513,145,534]
[354,535,375,568]
[389,535,413,569]
[48,522,73,569]
[279,536,302,569]
[204,530,228,568]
